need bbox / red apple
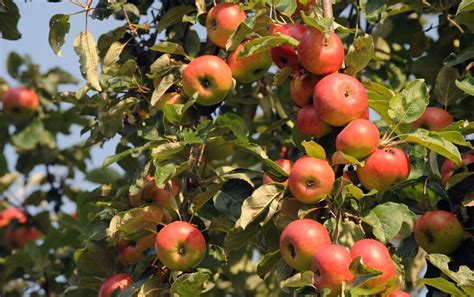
[335,119,380,159]
[412,107,453,131]
[288,156,335,204]
[387,290,411,297]
[290,73,320,107]
[118,233,156,266]
[357,148,410,191]
[311,244,354,296]
[298,28,344,75]
[206,3,246,48]
[270,24,307,70]
[279,218,331,271]
[314,73,368,126]
[154,92,184,109]
[155,221,206,271]
[1,86,39,120]
[414,210,464,255]
[141,177,179,211]
[350,239,396,287]
[227,40,272,83]
[362,109,370,120]
[0,207,27,228]
[440,153,474,184]
[5,225,40,248]
[98,274,132,297]
[263,159,293,186]
[182,55,233,106]
[297,105,332,137]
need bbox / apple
[263,159,293,186]
[155,221,206,271]
[297,105,332,137]
[440,153,474,184]
[141,177,179,212]
[288,156,335,204]
[298,28,344,75]
[206,3,246,48]
[279,218,331,271]
[387,290,411,297]
[118,233,156,266]
[311,244,354,296]
[98,274,132,297]
[1,86,39,120]
[270,24,307,70]
[350,239,397,287]
[357,147,410,191]
[227,40,273,83]
[182,55,233,106]
[362,109,369,120]
[154,92,184,109]
[314,73,368,126]
[5,225,40,248]
[0,207,27,228]
[335,119,380,159]
[414,210,463,255]
[290,73,320,107]
[412,107,453,131]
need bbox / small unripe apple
[98,274,132,297]
[290,73,320,107]
[440,153,474,184]
[206,3,246,48]
[1,86,39,120]
[288,156,335,204]
[412,107,453,131]
[314,73,368,126]
[227,40,272,83]
[279,218,331,271]
[387,290,411,297]
[298,28,344,75]
[0,207,27,228]
[118,233,156,266]
[263,159,293,186]
[357,148,410,191]
[270,24,307,70]
[182,55,233,106]
[414,210,463,255]
[155,221,206,271]
[297,105,332,137]
[335,119,380,159]
[5,225,40,248]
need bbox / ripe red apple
[206,3,246,48]
[314,73,368,126]
[297,105,332,137]
[154,92,184,109]
[263,159,293,186]
[5,225,40,248]
[182,55,233,106]
[98,273,132,297]
[290,73,320,107]
[270,24,307,70]
[357,148,410,191]
[335,119,380,159]
[155,221,206,271]
[350,239,396,287]
[1,86,39,120]
[279,218,331,271]
[311,244,354,296]
[118,233,156,266]
[141,177,179,211]
[227,40,272,83]
[414,210,464,255]
[288,156,335,204]
[412,107,453,131]
[0,207,27,228]
[387,290,411,297]
[298,28,344,75]
[440,153,474,184]
[362,108,370,120]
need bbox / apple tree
[0,0,473,296]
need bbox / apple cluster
[0,207,39,248]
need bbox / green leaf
[150,73,178,106]
[150,41,187,57]
[331,151,364,166]
[434,66,463,107]
[102,146,144,167]
[262,159,289,183]
[348,256,383,289]
[447,172,474,190]
[273,66,292,86]
[85,168,121,184]
[388,79,429,124]
[302,140,326,160]
[103,41,127,67]
[74,242,115,277]
[238,184,284,229]
[107,206,169,239]
[171,270,211,296]
[11,118,56,151]
[360,0,387,24]
[256,250,280,279]
[426,254,474,287]
[238,35,298,58]
[215,113,249,141]
[224,224,259,250]
[48,14,70,56]
[153,162,176,188]
[442,120,474,135]
[0,0,21,40]
[345,35,375,76]
[156,5,195,33]
[280,271,315,289]
[301,12,333,33]
[444,47,474,67]
[73,31,102,91]
[434,131,472,148]
[457,0,474,14]
[274,0,297,16]
[364,81,394,125]
[455,76,474,96]
[343,184,377,200]
[151,142,186,161]
[214,178,254,221]
[418,278,466,296]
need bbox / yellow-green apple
[154,92,184,110]
[387,290,411,297]
[311,244,354,296]
[279,218,331,271]
[298,28,344,75]
[440,153,474,184]
[0,207,27,228]
[227,40,272,83]
[98,274,132,297]
[263,159,293,186]
[336,119,380,159]
[182,55,233,106]
[291,73,320,106]
[297,105,332,137]
[206,3,246,48]
[1,86,39,120]
[155,221,206,271]
[350,239,396,287]
[414,210,463,254]
[314,73,368,126]
[118,233,156,266]
[288,156,335,203]
[412,107,453,131]
[357,148,410,191]
[270,24,307,70]
[5,225,40,248]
